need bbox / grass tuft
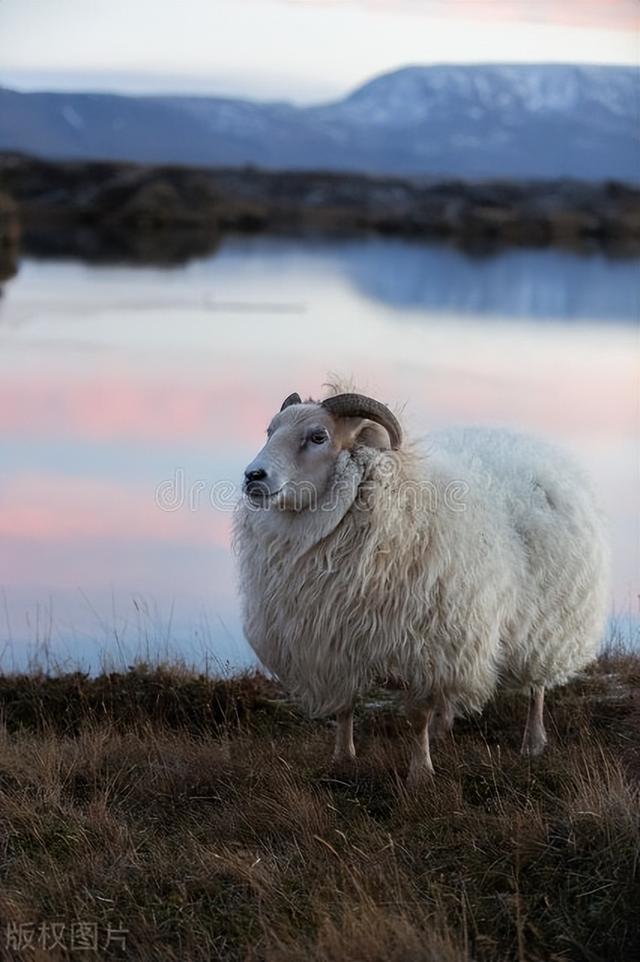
[0,651,637,961]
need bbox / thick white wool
[233,423,609,718]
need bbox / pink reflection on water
[0,474,232,546]
[0,376,276,443]
[0,246,637,664]
[0,350,634,443]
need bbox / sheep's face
[243,401,390,512]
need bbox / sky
[0,0,637,103]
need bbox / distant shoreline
[1,152,639,273]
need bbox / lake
[0,237,638,670]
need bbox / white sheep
[233,388,609,784]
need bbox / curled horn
[280,392,302,411]
[321,393,403,449]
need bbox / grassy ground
[0,651,638,962]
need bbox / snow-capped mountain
[1,64,638,181]
[316,64,636,126]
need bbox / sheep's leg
[332,708,356,763]
[406,705,435,786]
[521,685,547,756]
[430,696,455,740]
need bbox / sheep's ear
[354,420,391,451]
[335,418,391,452]
[280,392,301,411]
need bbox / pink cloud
[286,0,639,30]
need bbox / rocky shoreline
[1,152,639,270]
[0,187,20,280]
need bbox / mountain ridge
[1,64,638,181]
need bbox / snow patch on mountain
[61,104,84,129]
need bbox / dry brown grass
[0,654,638,961]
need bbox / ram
[233,388,609,785]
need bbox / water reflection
[337,239,640,321]
[0,238,637,669]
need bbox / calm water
[0,237,638,670]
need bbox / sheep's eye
[310,431,327,445]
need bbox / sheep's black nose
[245,468,267,483]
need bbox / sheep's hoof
[406,760,434,790]
[330,752,357,774]
[521,733,547,757]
